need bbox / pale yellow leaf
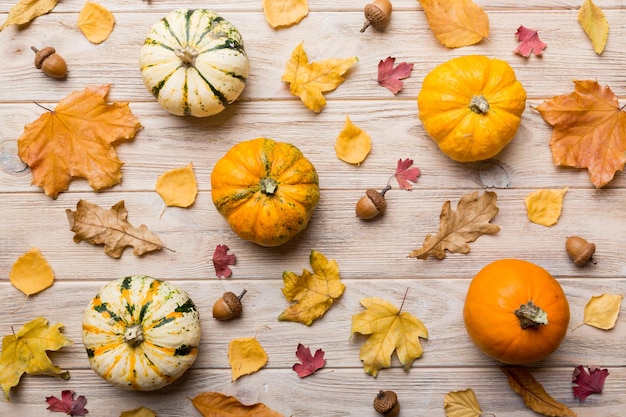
[78,1,115,44]
[228,337,268,381]
[120,407,157,417]
[444,388,483,417]
[0,0,59,31]
[419,0,489,48]
[578,0,608,55]
[263,0,309,28]
[334,114,372,165]
[9,248,54,296]
[583,293,622,330]
[524,188,568,227]
[155,163,198,207]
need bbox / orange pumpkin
[463,259,570,364]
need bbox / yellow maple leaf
[0,317,72,400]
[578,0,608,55]
[263,0,309,28]
[191,392,284,417]
[281,42,358,113]
[352,297,428,377]
[78,1,115,44]
[444,388,483,417]
[155,163,198,207]
[582,293,623,330]
[524,188,568,227]
[228,337,268,381]
[419,0,489,48]
[335,114,372,165]
[278,250,345,325]
[0,0,59,31]
[9,247,54,296]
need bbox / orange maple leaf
[17,85,142,198]
[536,80,626,188]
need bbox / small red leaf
[292,343,326,378]
[573,365,609,401]
[514,25,547,57]
[395,158,420,190]
[377,57,414,95]
[212,244,236,278]
[46,390,88,416]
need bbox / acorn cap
[222,291,243,318]
[366,189,387,212]
[32,46,56,69]
[573,241,596,266]
[373,390,398,414]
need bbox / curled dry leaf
[155,163,198,207]
[419,0,489,48]
[78,1,115,44]
[582,293,623,330]
[191,392,283,417]
[0,0,59,31]
[443,388,483,417]
[263,0,308,28]
[524,188,568,227]
[573,365,609,402]
[9,247,54,296]
[335,114,372,165]
[228,336,268,381]
[578,0,608,55]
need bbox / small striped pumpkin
[139,9,249,117]
[82,275,201,390]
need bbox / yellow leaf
[155,163,198,207]
[583,293,623,330]
[228,337,268,381]
[0,317,72,400]
[524,188,568,227]
[263,0,309,28]
[419,0,489,48]
[0,0,59,31]
[444,388,483,417]
[334,115,372,165]
[281,42,358,113]
[578,0,608,55]
[120,407,157,417]
[191,392,284,417]
[78,1,115,44]
[278,250,345,325]
[351,297,428,377]
[9,248,54,296]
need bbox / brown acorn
[565,236,596,266]
[31,46,67,79]
[212,289,247,320]
[361,0,393,32]
[373,390,400,417]
[356,185,390,220]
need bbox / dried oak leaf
[9,247,54,296]
[263,0,308,28]
[119,407,156,417]
[292,343,326,378]
[191,392,283,417]
[582,293,622,330]
[524,188,568,227]
[573,365,609,402]
[514,25,547,57]
[212,244,236,279]
[444,388,483,417]
[155,163,198,208]
[228,337,268,381]
[17,85,142,198]
[0,0,59,31]
[0,317,72,401]
[409,191,499,260]
[281,42,358,113]
[419,0,489,48]
[501,367,577,417]
[395,158,420,190]
[351,297,428,377]
[536,80,626,188]
[377,57,413,95]
[578,0,608,55]
[78,1,115,44]
[66,200,164,259]
[335,114,372,165]
[278,250,345,326]
[46,390,88,416]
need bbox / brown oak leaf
[191,391,283,417]
[573,365,609,402]
[536,80,626,188]
[17,85,142,198]
[409,191,499,260]
[66,200,163,258]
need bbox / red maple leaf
[292,343,326,378]
[514,25,547,57]
[394,158,420,190]
[572,365,609,401]
[46,390,88,416]
[212,244,236,278]
[377,57,414,95]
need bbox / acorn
[565,236,596,266]
[360,0,392,32]
[31,46,67,79]
[212,289,247,320]
[373,390,400,417]
[356,185,390,220]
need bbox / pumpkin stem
[259,177,278,195]
[175,46,197,66]
[123,324,144,347]
[469,95,490,114]
[515,301,548,329]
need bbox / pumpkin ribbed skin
[139,9,249,117]
[211,138,320,247]
[463,259,570,364]
[82,275,201,391]
[417,55,527,162]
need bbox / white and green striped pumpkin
[139,9,249,117]
[82,275,201,391]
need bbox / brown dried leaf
[191,391,283,417]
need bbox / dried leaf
[278,250,345,325]
[66,200,164,258]
[120,407,157,417]
[578,0,608,55]
[46,390,88,416]
[409,191,500,260]
[212,244,236,279]
[377,57,414,95]
[582,293,622,330]
[0,0,59,31]
[351,297,428,377]
[524,188,568,227]
[0,317,72,400]
[263,0,308,28]
[536,80,626,188]
[17,85,142,198]
[501,367,577,417]
[292,343,326,378]
[444,388,483,417]
[395,158,420,190]
[228,337,268,381]
[514,25,547,57]
[155,163,198,207]
[9,247,54,296]
[334,114,372,165]
[281,42,358,113]
[78,1,115,44]
[191,392,283,417]
[419,0,489,48]
[573,365,609,402]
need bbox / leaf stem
[34,102,53,112]
[398,287,410,313]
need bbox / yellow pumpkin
[417,55,527,162]
[211,138,320,247]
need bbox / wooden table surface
[1,1,625,416]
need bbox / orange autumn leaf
[419,0,489,48]
[334,114,372,165]
[191,392,283,417]
[78,1,115,44]
[155,163,198,207]
[263,0,309,28]
[536,80,626,188]
[17,85,142,198]
[9,247,54,296]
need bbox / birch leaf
[9,247,54,296]
[524,188,568,227]
[444,388,483,417]
[155,163,198,207]
[228,337,268,381]
[0,0,59,31]
[191,392,283,417]
[334,114,372,165]
[78,1,115,44]
[263,0,309,28]
[578,0,608,55]
[120,407,157,417]
[419,0,489,48]
[583,293,622,330]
